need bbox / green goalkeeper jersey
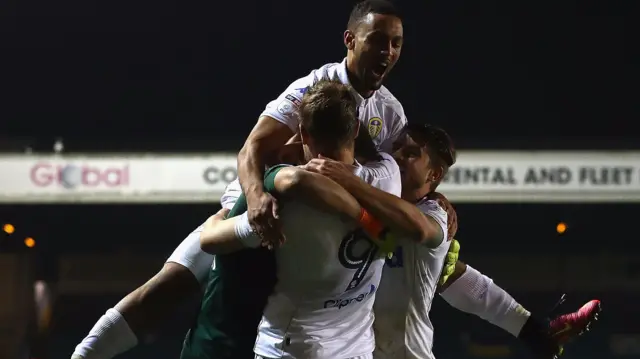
[180,165,287,359]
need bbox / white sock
[234,212,261,248]
[440,265,531,337]
[72,308,138,359]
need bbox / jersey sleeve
[263,164,291,192]
[361,152,402,197]
[417,199,449,246]
[226,164,292,218]
[260,76,314,134]
[378,106,408,154]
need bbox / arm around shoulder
[340,173,443,246]
[271,166,363,221]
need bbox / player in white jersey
[306,124,602,359]
[304,124,453,359]
[430,193,601,359]
[237,0,407,247]
[199,79,407,359]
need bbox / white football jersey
[165,153,401,287]
[359,152,402,197]
[254,160,402,359]
[261,59,407,153]
[373,199,450,359]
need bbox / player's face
[346,13,403,92]
[392,133,437,191]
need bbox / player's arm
[237,82,306,201]
[237,116,295,200]
[325,164,443,248]
[201,166,371,254]
[200,213,247,254]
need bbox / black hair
[299,80,359,152]
[405,123,456,167]
[405,123,456,187]
[347,0,401,31]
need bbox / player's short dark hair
[347,0,401,31]
[406,123,456,186]
[300,80,358,151]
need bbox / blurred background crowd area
[0,0,636,358]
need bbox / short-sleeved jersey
[254,163,402,359]
[261,59,407,153]
[372,199,450,359]
[167,154,400,285]
[181,161,401,359]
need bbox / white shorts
[165,180,241,283]
[165,224,214,283]
[220,179,242,209]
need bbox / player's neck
[346,56,374,98]
[403,186,432,203]
[320,149,355,165]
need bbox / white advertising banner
[439,151,640,202]
[1,151,640,203]
[0,153,238,203]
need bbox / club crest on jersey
[368,117,383,138]
[277,99,295,115]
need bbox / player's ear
[431,165,445,183]
[299,125,310,144]
[285,132,302,145]
[344,30,356,50]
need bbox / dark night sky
[0,0,636,151]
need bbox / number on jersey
[337,229,378,292]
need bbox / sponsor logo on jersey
[295,87,308,94]
[368,117,383,138]
[285,94,301,106]
[323,284,376,309]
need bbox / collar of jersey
[337,58,367,106]
[352,159,363,178]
